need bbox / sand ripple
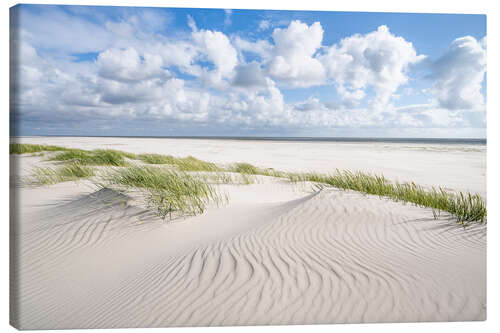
[12,187,486,329]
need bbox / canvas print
[9,4,487,330]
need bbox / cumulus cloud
[267,20,326,87]
[10,6,486,137]
[191,28,238,87]
[143,78,212,122]
[233,36,273,62]
[320,25,425,109]
[155,41,198,72]
[430,35,486,110]
[293,97,327,112]
[97,48,167,82]
[247,79,285,121]
[98,79,159,105]
[232,62,267,89]
[192,29,237,76]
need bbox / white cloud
[233,36,273,62]
[267,20,326,87]
[430,35,486,110]
[11,6,486,137]
[191,29,238,87]
[187,14,197,32]
[192,29,237,76]
[258,20,270,31]
[143,78,212,122]
[16,6,172,56]
[320,25,425,109]
[17,7,112,54]
[232,62,267,89]
[293,97,326,112]
[98,79,157,105]
[248,79,285,121]
[155,41,199,73]
[97,47,166,82]
[224,9,232,26]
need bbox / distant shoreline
[10,135,487,145]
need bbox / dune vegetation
[137,153,176,165]
[11,143,487,224]
[287,170,487,225]
[50,149,134,166]
[10,143,69,154]
[27,163,95,185]
[231,162,259,175]
[101,166,225,219]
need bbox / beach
[12,136,486,196]
[10,137,486,329]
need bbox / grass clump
[174,156,221,172]
[29,163,95,185]
[114,150,137,160]
[10,143,69,154]
[196,172,257,185]
[197,172,234,184]
[102,166,224,220]
[14,143,486,224]
[230,163,285,178]
[288,169,487,225]
[138,154,175,165]
[232,162,259,175]
[138,153,220,171]
[239,173,256,185]
[51,149,128,166]
[260,168,286,178]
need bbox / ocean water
[14,135,487,145]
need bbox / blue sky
[10,4,486,137]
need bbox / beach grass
[101,166,224,220]
[230,162,285,178]
[138,153,176,164]
[232,162,259,174]
[288,170,487,225]
[13,143,486,224]
[50,149,130,166]
[10,144,136,165]
[174,156,221,172]
[196,172,257,185]
[28,163,95,185]
[10,143,69,154]
[198,172,233,184]
[138,153,220,172]
[239,173,256,185]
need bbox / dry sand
[10,138,486,329]
[13,136,486,196]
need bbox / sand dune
[11,173,486,329]
[12,136,486,196]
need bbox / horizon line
[10,135,487,141]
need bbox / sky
[10,4,487,137]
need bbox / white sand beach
[10,137,486,329]
[13,136,486,196]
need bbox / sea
[15,136,487,145]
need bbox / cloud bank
[10,6,486,137]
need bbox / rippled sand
[10,140,486,329]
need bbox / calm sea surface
[16,136,486,145]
